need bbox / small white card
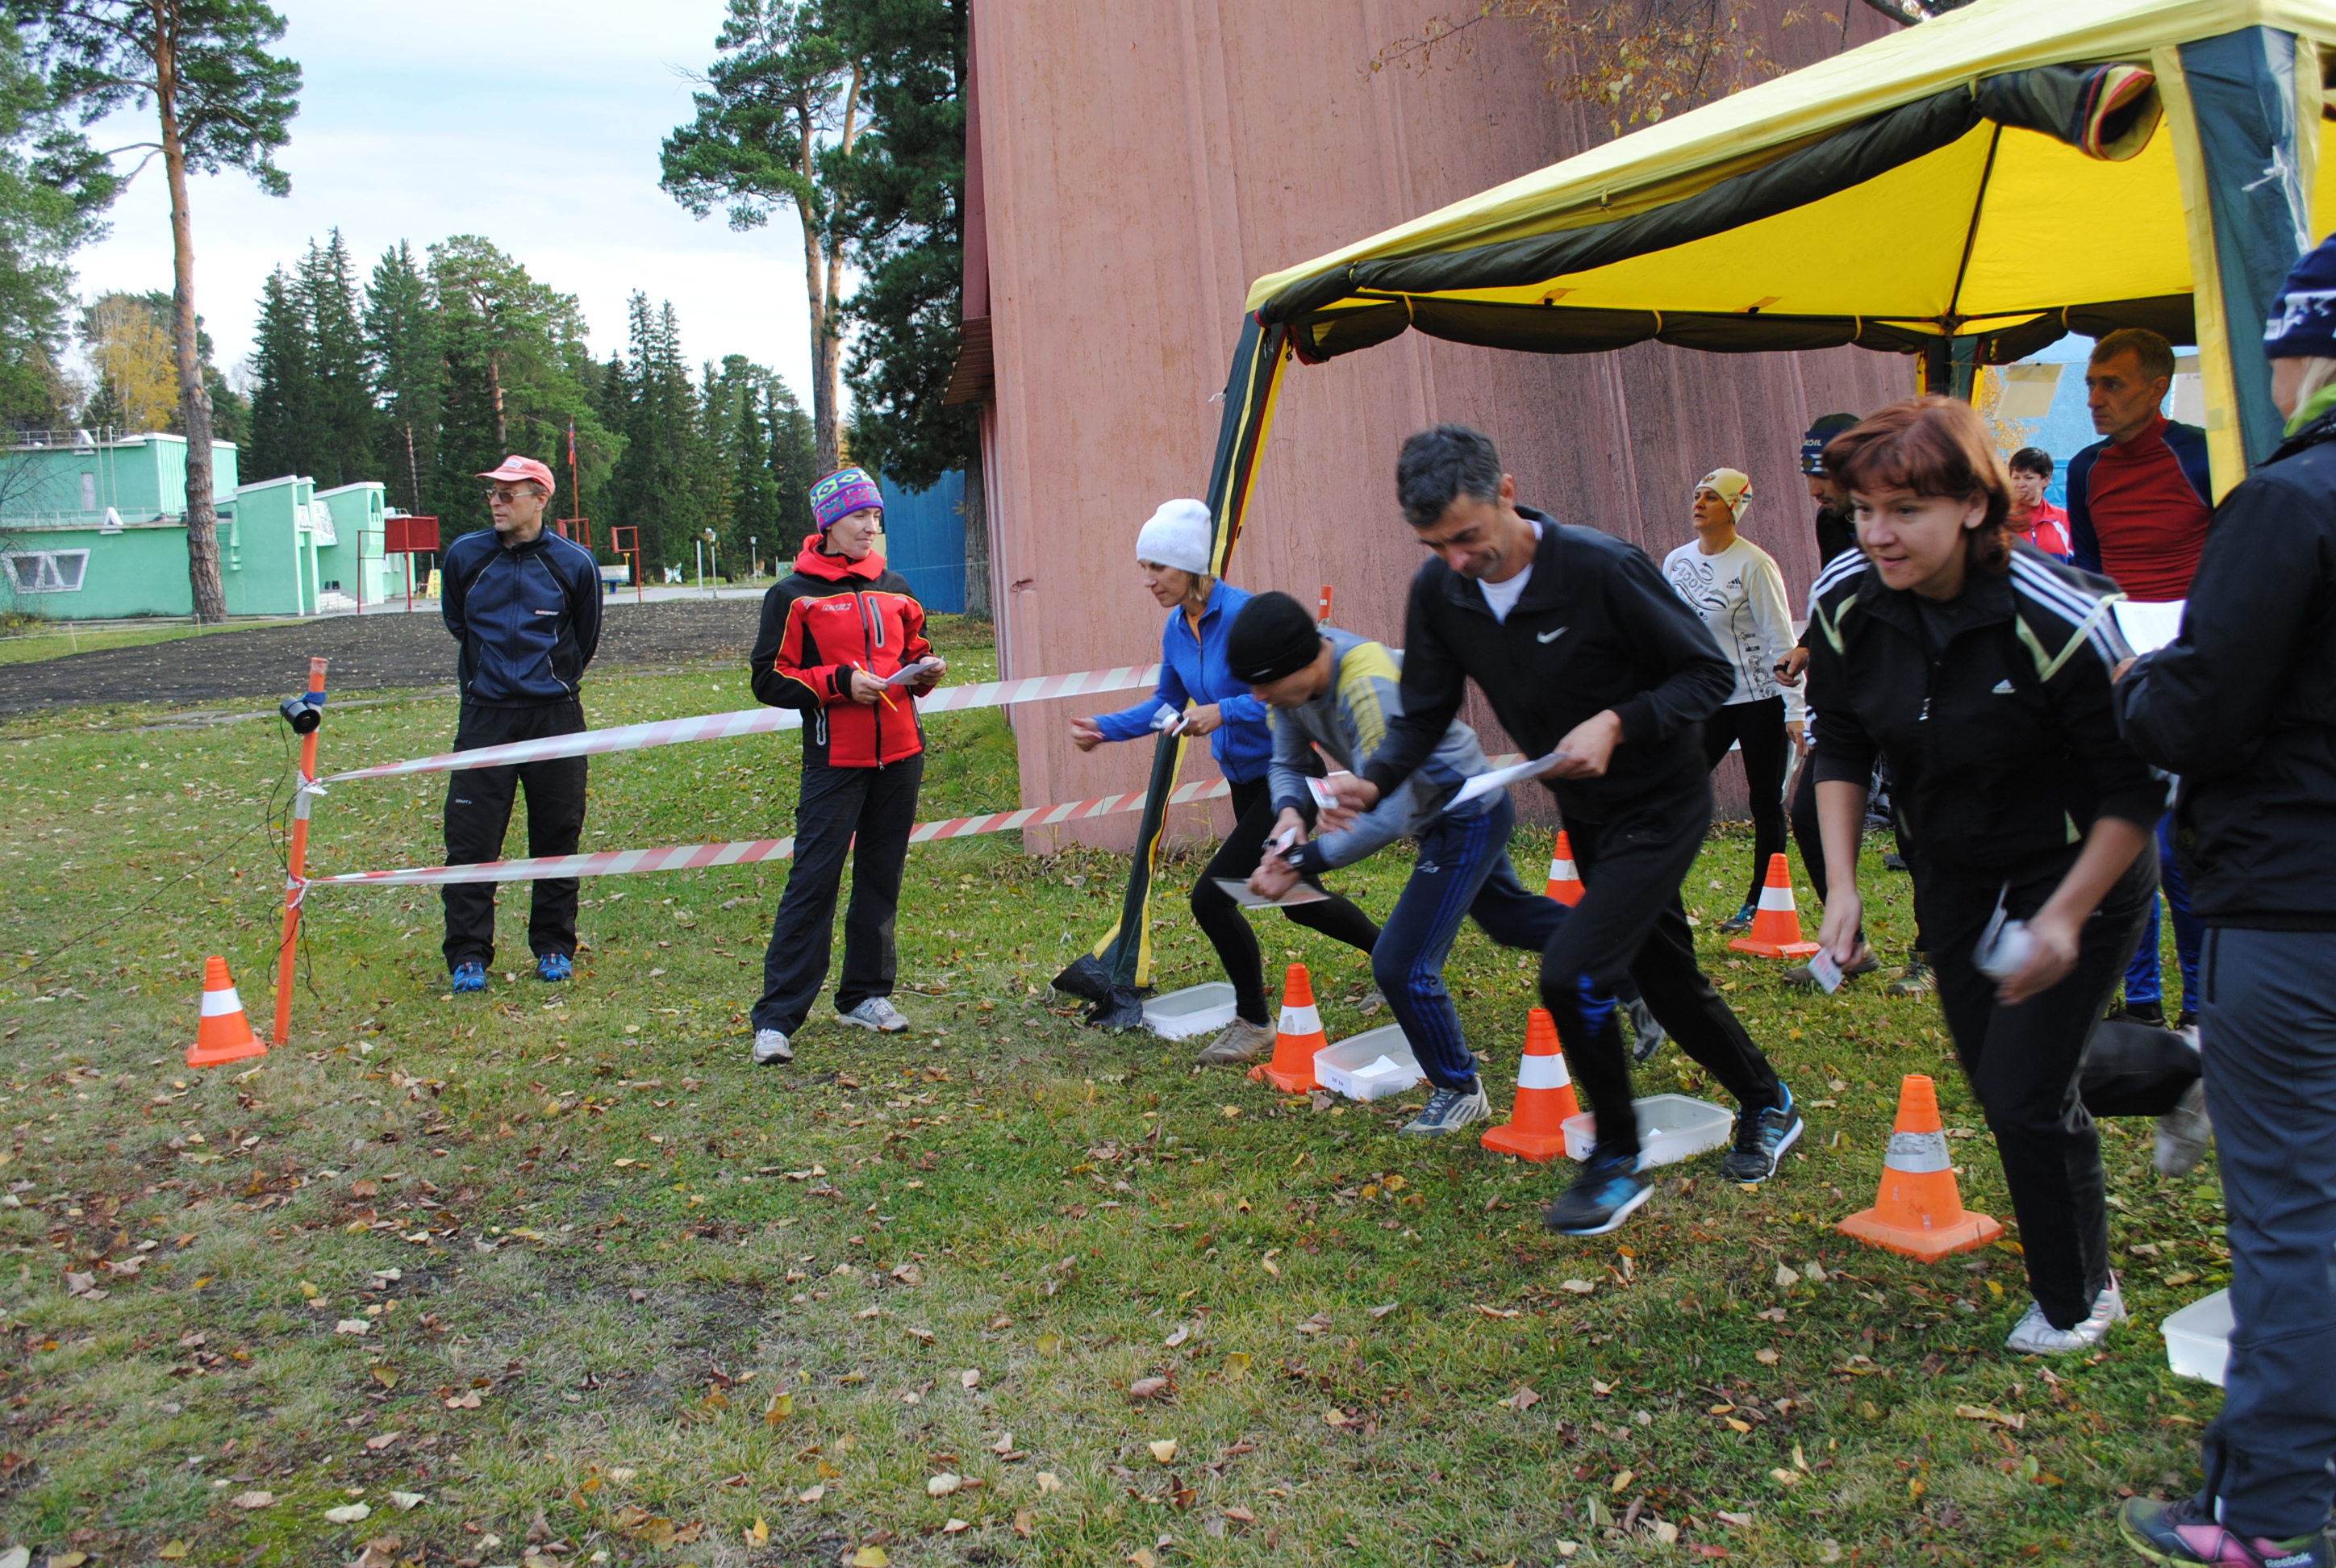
[1446,750,1567,811]
[883,657,943,687]
[1808,949,1844,995]
[1302,771,1344,807]
[1212,878,1331,910]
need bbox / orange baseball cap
[478,455,556,494]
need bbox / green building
[0,433,403,619]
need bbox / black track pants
[1925,855,2155,1329]
[753,754,923,1036]
[441,700,588,971]
[1700,695,1792,912]
[1191,775,1381,1025]
[1536,778,1784,1164]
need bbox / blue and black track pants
[2122,813,2203,1015]
[1372,792,1586,1093]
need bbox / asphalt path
[0,598,766,719]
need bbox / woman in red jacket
[745,467,945,1065]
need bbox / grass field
[0,614,2217,1567]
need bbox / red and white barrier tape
[318,663,1166,785]
[299,776,1237,888]
[296,752,1534,890]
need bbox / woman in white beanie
[1662,468,1805,935]
[1071,500,1381,1064]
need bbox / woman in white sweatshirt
[1662,468,1806,934]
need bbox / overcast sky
[68,0,826,400]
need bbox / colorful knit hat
[809,466,883,531]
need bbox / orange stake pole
[273,656,328,1047]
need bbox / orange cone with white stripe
[1249,963,1324,1093]
[187,956,266,1069]
[1728,853,1820,958]
[1479,1007,1580,1161]
[1838,1074,2001,1262]
[1544,831,1585,906]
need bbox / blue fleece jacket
[1091,581,1272,782]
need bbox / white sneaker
[840,997,911,1033]
[1196,1018,1275,1065]
[753,1028,793,1065]
[2004,1279,2126,1354]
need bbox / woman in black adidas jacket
[1803,397,2169,1357]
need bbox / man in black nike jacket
[1324,425,1796,1236]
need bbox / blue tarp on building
[879,470,967,614]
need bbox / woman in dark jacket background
[2113,240,2336,1568]
[1804,397,2180,1357]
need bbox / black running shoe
[1543,1154,1652,1236]
[1719,1086,1802,1182]
[1627,996,1668,1064]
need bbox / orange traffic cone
[1480,1007,1580,1161]
[1729,853,1820,958]
[1838,1074,2002,1262]
[1544,831,1585,906]
[1249,963,1325,1093]
[187,956,266,1069]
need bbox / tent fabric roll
[2177,27,2317,469]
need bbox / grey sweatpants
[2197,927,2336,1539]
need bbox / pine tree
[19,0,302,620]
[766,375,816,544]
[298,228,373,488]
[425,236,611,536]
[364,240,440,516]
[245,265,313,481]
[712,354,780,569]
[603,294,713,570]
[832,0,970,491]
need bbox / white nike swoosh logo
[1537,627,1566,644]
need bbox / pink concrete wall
[969,0,1915,848]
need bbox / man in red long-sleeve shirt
[2067,327,2210,1033]
[2067,328,2213,600]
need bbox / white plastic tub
[1142,982,1240,1040]
[1313,1026,1425,1101]
[2163,1288,2232,1387]
[1560,1095,1733,1169]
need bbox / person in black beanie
[1323,424,1798,1236]
[1231,590,1580,1137]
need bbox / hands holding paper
[1316,773,1376,833]
[1248,809,1308,900]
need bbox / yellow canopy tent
[1219,0,2336,536]
[1069,0,2336,1019]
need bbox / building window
[2,550,90,593]
[80,472,95,511]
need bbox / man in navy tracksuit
[439,455,603,993]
